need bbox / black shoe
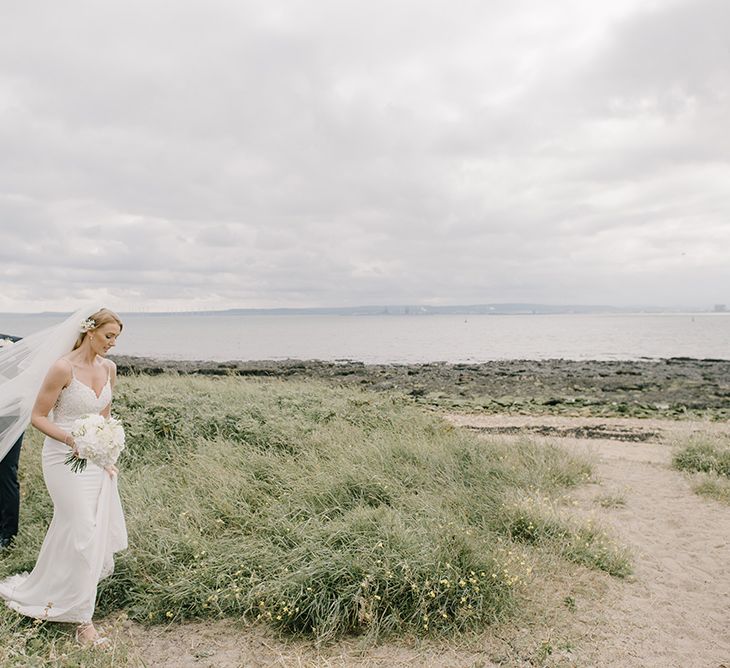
[0,536,14,551]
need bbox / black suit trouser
[0,434,23,541]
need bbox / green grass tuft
[672,440,730,477]
[594,493,626,509]
[691,475,730,505]
[498,497,631,578]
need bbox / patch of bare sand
[121,620,501,667]
[446,413,730,668]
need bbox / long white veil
[0,304,102,462]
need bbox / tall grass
[672,440,730,477]
[1,374,629,663]
[672,436,730,505]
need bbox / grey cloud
[584,0,730,110]
[1,0,728,311]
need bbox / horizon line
[1,301,726,317]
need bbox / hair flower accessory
[80,318,97,333]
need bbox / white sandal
[75,623,110,649]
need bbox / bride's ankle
[76,622,98,641]
[76,621,112,650]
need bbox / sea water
[2,313,728,363]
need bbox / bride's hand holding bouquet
[64,414,125,475]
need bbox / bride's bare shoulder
[45,358,73,386]
[52,357,74,373]
[102,358,117,382]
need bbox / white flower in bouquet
[65,414,126,473]
[0,337,15,348]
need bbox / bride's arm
[31,360,76,449]
[100,359,117,419]
[100,360,119,476]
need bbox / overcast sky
[1,0,728,313]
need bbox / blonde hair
[72,308,124,351]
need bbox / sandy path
[446,413,730,668]
[122,620,500,667]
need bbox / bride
[0,307,128,647]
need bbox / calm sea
[1,313,728,363]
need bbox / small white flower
[80,318,96,333]
[0,338,15,348]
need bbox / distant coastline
[1,302,726,317]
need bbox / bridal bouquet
[64,414,126,473]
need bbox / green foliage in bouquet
[63,450,88,473]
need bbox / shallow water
[2,313,728,363]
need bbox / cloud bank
[1,0,728,312]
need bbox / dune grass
[672,440,730,477]
[691,476,730,505]
[0,374,629,665]
[672,437,730,505]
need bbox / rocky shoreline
[111,355,730,420]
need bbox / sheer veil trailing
[0,304,102,463]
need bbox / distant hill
[0,303,712,318]
[131,303,706,316]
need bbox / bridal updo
[72,308,124,351]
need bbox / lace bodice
[52,375,112,428]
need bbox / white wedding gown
[0,370,127,623]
